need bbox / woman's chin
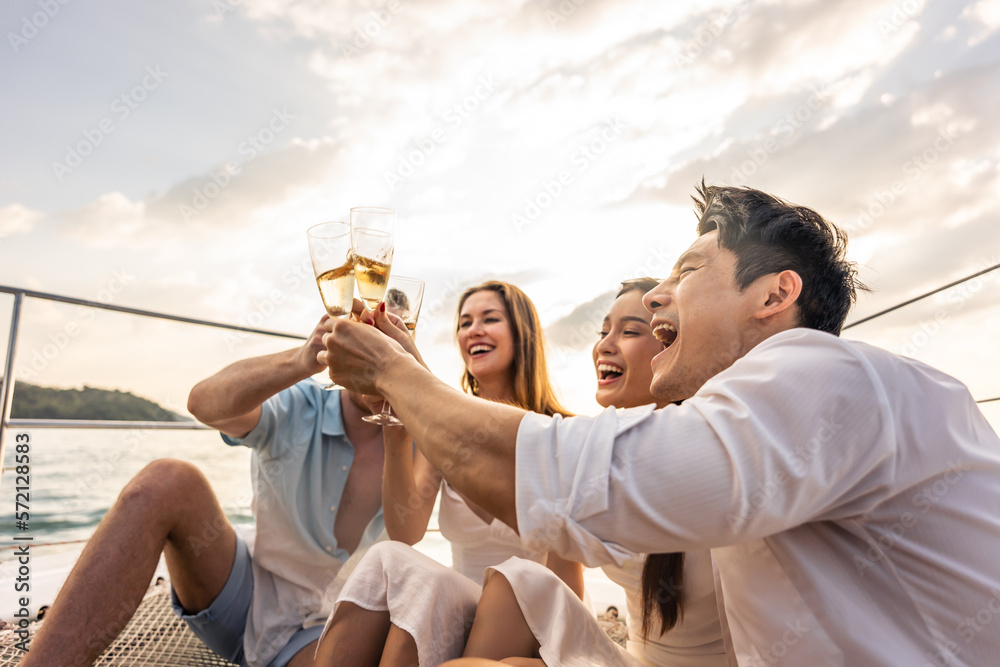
[595,387,621,408]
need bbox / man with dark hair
[321,182,1000,666]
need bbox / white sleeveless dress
[322,481,547,665]
[485,550,729,666]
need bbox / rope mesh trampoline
[0,587,239,667]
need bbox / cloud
[963,0,1000,45]
[0,204,42,238]
[546,288,616,349]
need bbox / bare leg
[463,574,541,660]
[21,459,237,667]
[441,661,528,667]
[314,602,390,667]
[285,639,319,667]
[441,661,544,667]
[378,624,419,667]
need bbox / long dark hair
[613,278,687,637]
[640,553,685,637]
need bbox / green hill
[9,382,189,422]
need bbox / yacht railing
[3,265,999,488]
[0,284,306,489]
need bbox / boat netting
[0,587,239,666]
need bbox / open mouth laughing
[653,321,678,349]
[468,344,495,357]
[597,362,624,384]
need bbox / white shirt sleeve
[515,330,897,566]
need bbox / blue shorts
[170,534,324,667]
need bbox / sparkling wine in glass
[350,207,395,310]
[307,221,354,390]
[362,276,424,426]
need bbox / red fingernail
[380,302,386,313]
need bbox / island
[9,382,189,422]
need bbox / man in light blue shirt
[23,316,387,667]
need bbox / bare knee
[118,459,212,520]
[480,573,516,609]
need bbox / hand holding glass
[362,276,425,426]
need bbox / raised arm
[381,425,442,544]
[319,313,527,531]
[188,316,329,437]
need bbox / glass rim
[352,227,393,238]
[387,275,424,287]
[350,206,395,215]
[307,221,351,238]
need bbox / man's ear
[755,270,802,321]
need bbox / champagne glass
[351,207,395,310]
[307,221,355,391]
[362,276,425,426]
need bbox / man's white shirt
[515,329,1000,666]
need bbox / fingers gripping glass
[362,276,424,426]
[307,221,354,391]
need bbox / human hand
[367,303,429,370]
[360,394,385,413]
[295,315,331,377]
[318,317,408,395]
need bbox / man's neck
[339,391,384,447]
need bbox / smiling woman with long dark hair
[459,277,728,667]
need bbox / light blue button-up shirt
[223,380,384,666]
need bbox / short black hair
[693,180,866,335]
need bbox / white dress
[486,550,728,667]
[322,482,547,665]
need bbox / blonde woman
[315,281,582,667]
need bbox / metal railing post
[0,291,24,491]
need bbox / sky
[1,0,999,428]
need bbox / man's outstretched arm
[188,315,330,437]
[320,313,527,530]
